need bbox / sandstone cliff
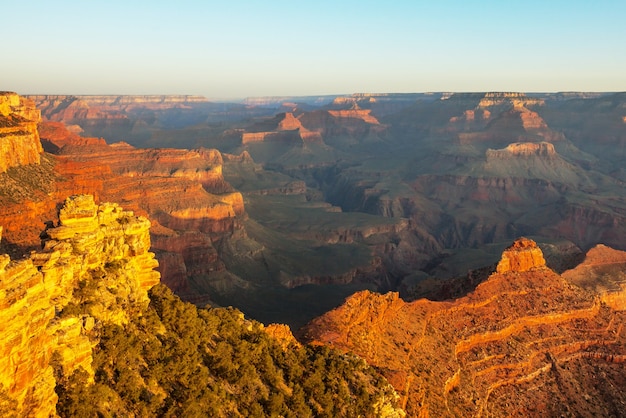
[0,92,43,173]
[0,195,159,417]
[301,238,626,417]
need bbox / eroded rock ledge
[0,195,159,417]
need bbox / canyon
[13,90,626,328]
[2,90,626,415]
[301,238,626,416]
[0,195,403,417]
[0,104,244,306]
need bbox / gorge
[1,90,626,416]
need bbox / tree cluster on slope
[54,284,402,417]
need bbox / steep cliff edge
[0,92,43,173]
[0,195,159,417]
[301,238,626,417]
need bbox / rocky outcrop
[0,92,43,173]
[37,121,106,151]
[0,195,160,418]
[0,110,244,304]
[301,238,626,417]
[264,323,301,350]
[242,112,323,144]
[476,92,545,108]
[444,92,561,150]
[56,142,235,194]
[328,106,380,125]
[242,131,272,144]
[486,142,557,159]
[495,237,547,273]
[562,244,626,310]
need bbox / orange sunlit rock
[301,238,626,417]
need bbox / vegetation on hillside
[54,284,403,417]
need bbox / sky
[2,0,625,99]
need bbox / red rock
[0,92,43,173]
[301,238,626,417]
[0,107,243,294]
[495,237,547,273]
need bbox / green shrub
[56,284,401,417]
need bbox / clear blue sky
[3,0,625,99]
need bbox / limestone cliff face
[30,121,244,293]
[302,238,626,417]
[0,92,43,173]
[0,195,159,417]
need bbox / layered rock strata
[0,195,159,418]
[48,141,243,291]
[302,238,626,417]
[486,142,557,160]
[0,92,43,173]
[328,106,380,124]
[28,95,209,119]
[242,112,323,144]
[0,94,244,301]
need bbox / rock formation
[562,244,626,310]
[0,96,244,296]
[476,92,545,108]
[486,142,557,159]
[43,139,244,294]
[28,95,209,118]
[495,236,547,273]
[301,238,626,417]
[328,105,381,125]
[0,92,43,173]
[241,112,323,144]
[0,195,159,417]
